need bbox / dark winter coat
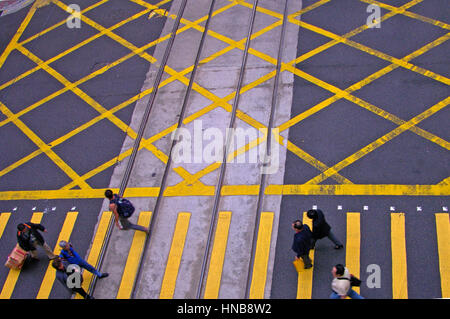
[310,209,331,240]
[291,224,312,257]
[17,222,46,251]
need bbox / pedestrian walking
[330,264,364,299]
[306,209,343,249]
[59,240,108,279]
[16,222,57,261]
[105,189,149,233]
[52,258,94,299]
[291,220,313,269]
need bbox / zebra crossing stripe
[36,211,78,299]
[0,212,43,299]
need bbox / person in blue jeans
[330,264,364,299]
[59,241,108,279]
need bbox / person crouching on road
[52,258,94,299]
[291,220,313,269]
[59,240,108,279]
[16,222,57,261]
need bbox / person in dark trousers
[59,240,108,279]
[291,220,313,269]
[16,222,57,261]
[104,189,149,233]
[52,258,94,299]
[306,209,343,250]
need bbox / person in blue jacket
[59,240,108,279]
[291,220,313,269]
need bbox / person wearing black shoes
[306,209,343,250]
[52,258,94,299]
[59,240,109,279]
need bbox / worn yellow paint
[204,211,232,299]
[391,213,408,299]
[160,212,191,299]
[249,212,274,299]
[435,213,450,298]
[116,211,152,299]
[36,211,78,299]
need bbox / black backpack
[112,195,135,218]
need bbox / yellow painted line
[391,213,408,299]
[297,212,314,299]
[0,0,37,69]
[36,211,78,299]
[435,213,450,298]
[204,211,232,299]
[249,212,274,299]
[76,211,113,299]
[0,213,11,239]
[306,97,450,185]
[159,212,191,299]
[0,7,153,92]
[0,184,449,201]
[0,102,91,190]
[116,211,152,299]
[360,0,450,30]
[346,213,361,294]
[0,212,43,299]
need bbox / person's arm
[109,202,123,229]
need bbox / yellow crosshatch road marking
[159,212,191,299]
[360,0,450,30]
[116,211,152,299]
[0,213,11,239]
[249,212,274,299]
[346,213,361,295]
[0,0,448,198]
[204,211,232,299]
[391,213,408,299]
[296,212,314,299]
[0,102,91,190]
[0,212,43,300]
[306,96,450,185]
[36,211,78,299]
[435,213,450,298]
[76,211,113,299]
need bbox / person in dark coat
[306,209,343,250]
[16,222,57,260]
[291,220,313,269]
[52,258,94,299]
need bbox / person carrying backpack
[105,189,149,233]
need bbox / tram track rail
[89,0,289,299]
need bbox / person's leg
[327,231,343,248]
[329,291,341,299]
[78,259,102,277]
[72,287,93,299]
[120,218,148,233]
[347,289,364,299]
[40,242,57,259]
[301,254,312,269]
